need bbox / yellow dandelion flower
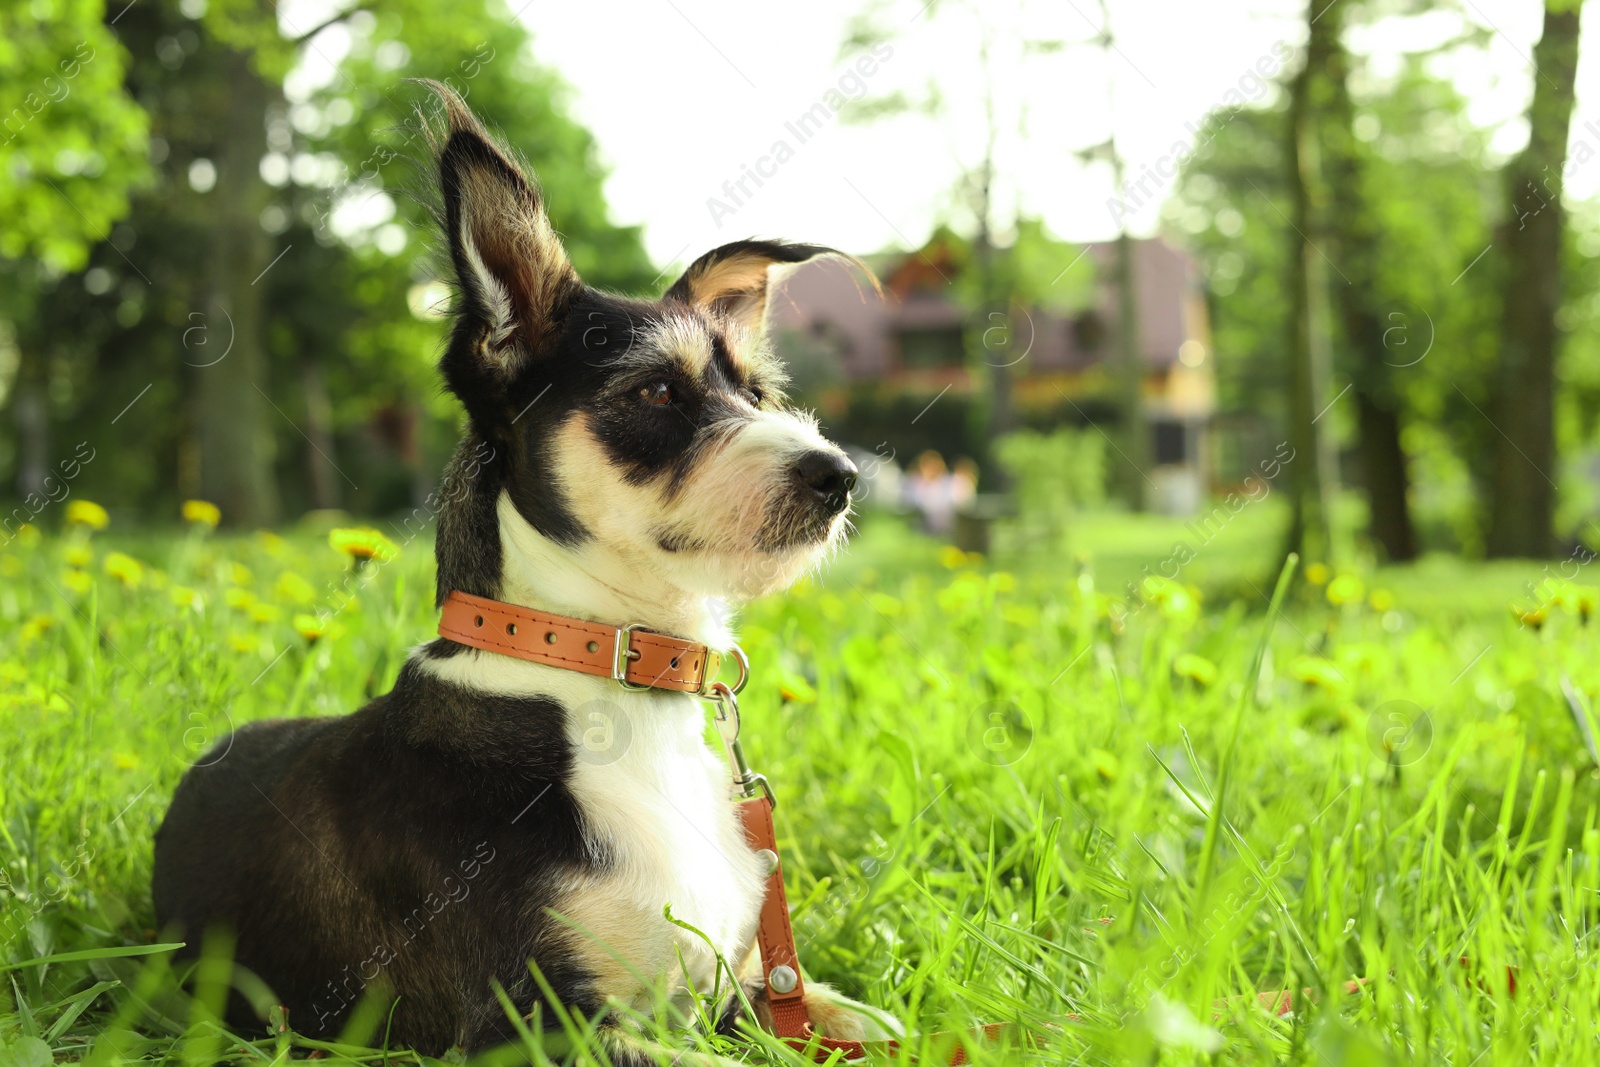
[15,524,41,548]
[1574,587,1598,624]
[182,499,221,528]
[274,572,316,606]
[63,569,93,594]
[1512,602,1546,630]
[19,616,53,644]
[293,613,329,643]
[1090,748,1120,780]
[65,500,109,530]
[1304,561,1330,586]
[1159,585,1199,626]
[1368,588,1395,612]
[228,633,259,654]
[1290,655,1346,692]
[776,674,817,704]
[112,752,140,770]
[224,588,257,612]
[64,544,92,567]
[257,530,287,556]
[0,662,26,684]
[937,544,969,569]
[329,527,399,564]
[991,571,1016,593]
[103,551,145,588]
[1336,643,1381,675]
[1326,574,1365,607]
[249,603,282,624]
[868,592,903,617]
[1550,583,1597,622]
[170,586,204,611]
[1173,652,1218,687]
[227,562,254,586]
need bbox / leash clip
[706,680,774,809]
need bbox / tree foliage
[0,0,655,522]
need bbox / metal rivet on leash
[755,848,778,875]
[768,965,798,994]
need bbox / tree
[1487,0,1585,558]
[840,0,1079,482]
[1282,5,1337,568]
[1,0,654,524]
[197,42,282,525]
[1085,0,1148,512]
[0,0,148,498]
[1172,28,1504,557]
[1311,0,1418,562]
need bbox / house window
[1073,310,1107,354]
[1153,419,1189,465]
[897,325,965,369]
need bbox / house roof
[769,235,1207,381]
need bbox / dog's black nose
[795,451,858,511]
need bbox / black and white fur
[151,84,894,1058]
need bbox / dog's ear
[424,81,579,379]
[664,240,865,335]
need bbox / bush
[995,427,1107,534]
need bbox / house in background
[769,235,1216,515]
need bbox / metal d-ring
[713,644,749,696]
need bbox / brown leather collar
[437,590,740,694]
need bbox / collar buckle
[613,623,650,690]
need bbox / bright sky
[511,0,1600,271]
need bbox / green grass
[3,507,1600,1065]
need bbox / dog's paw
[802,983,904,1043]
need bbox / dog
[150,84,898,1060]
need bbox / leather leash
[438,591,1023,1062]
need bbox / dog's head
[424,86,860,606]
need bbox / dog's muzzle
[793,450,857,516]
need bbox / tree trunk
[971,97,1014,490]
[1111,227,1147,511]
[1486,1,1583,559]
[302,359,340,511]
[11,372,49,500]
[1283,23,1336,567]
[1311,0,1418,562]
[197,46,279,527]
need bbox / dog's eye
[639,383,672,406]
[745,387,764,406]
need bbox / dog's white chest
[558,684,766,1006]
[416,645,767,1008]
